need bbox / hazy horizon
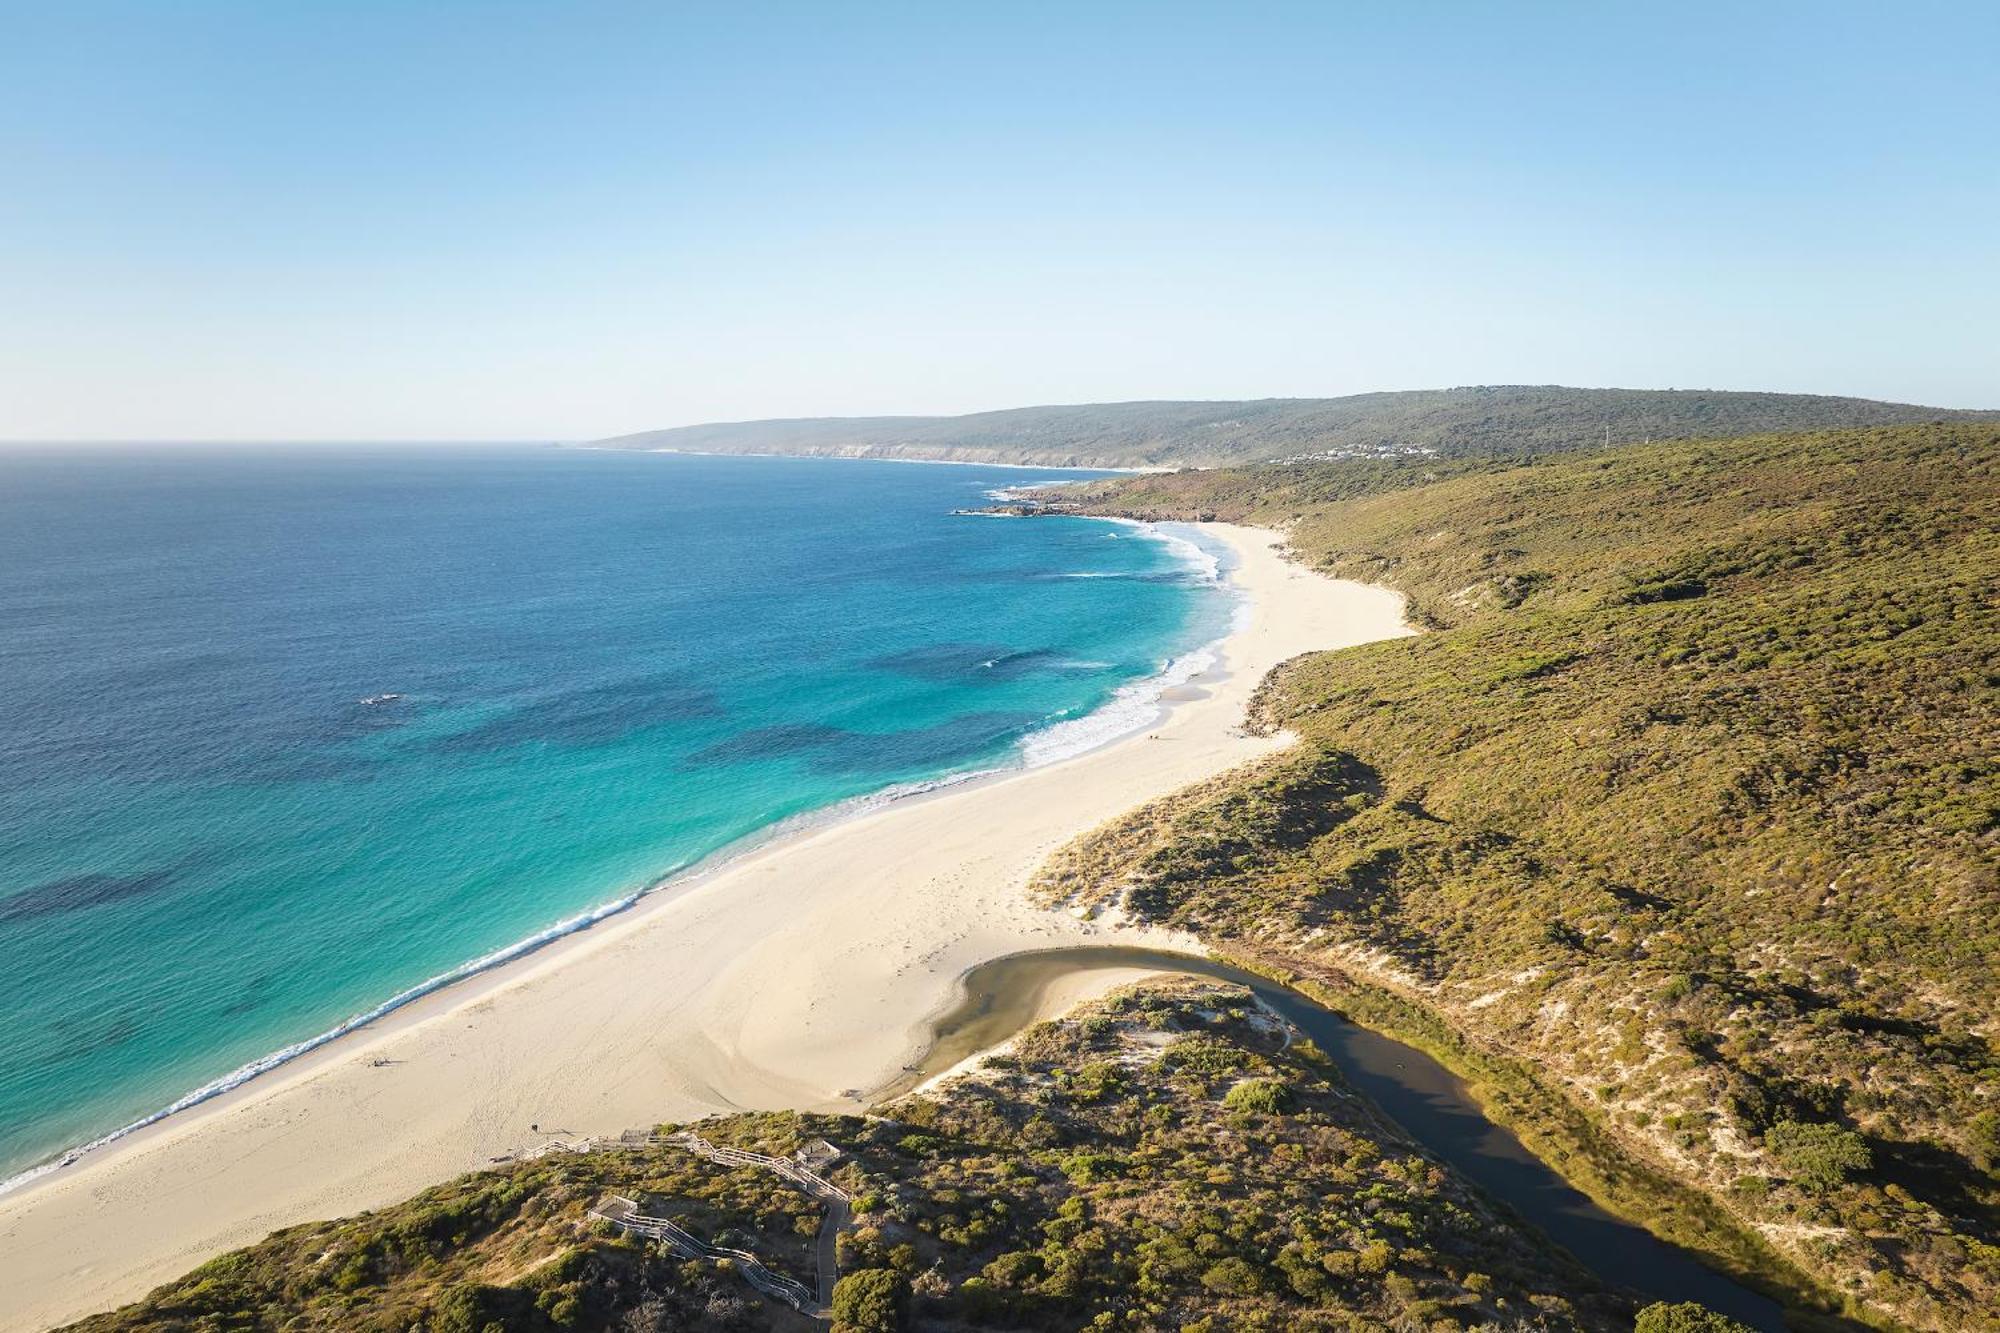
[5,377,1996,448]
[4,1,1996,440]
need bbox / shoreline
[0,517,1234,1203]
[0,522,1411,1331]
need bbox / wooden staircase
[589,1193,821,1315]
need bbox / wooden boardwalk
[589,1193,822,1316]
[670,1132,853,1202]
[588,1129,856,1319]
[670,1132,853,1307]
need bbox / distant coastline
[570,443,1173,473]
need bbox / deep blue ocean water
[0,446,1225,1182]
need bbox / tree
[1765,1118,1872,1193]
[1635,1300,1758,1333]
[831,1267,909,1333]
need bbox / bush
[1354,1240,1395,1275]
[1199,1257,1264,1296]
[1060,1152,1127,1184]
[831,1267,910,1333]
[1634,1300,1758,1333]
[1165,1036,1242,1075]
[1765,1119,1872,1193]
[1967,1110,2000,1173]
[1223,1078,1295,1115]
[982,1250,1044,1287]
[952,1276,1001,1318]
[432,1284,533,1333]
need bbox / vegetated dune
[1037,423,2000,1329]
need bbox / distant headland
[592,384,1998,470]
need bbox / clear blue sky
[3,1,1994,439]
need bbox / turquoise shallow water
[0,446,1226,1182]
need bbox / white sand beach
[0,523,1411,1331]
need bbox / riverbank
[0,522,1412,1331]
[903,947,1788,1329]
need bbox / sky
[1,1,1995,440]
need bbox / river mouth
[891,945,1788,1332]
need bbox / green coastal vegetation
[1033,423,1998,1328]
[594,387,1996,470]
[63,978,1700,1332]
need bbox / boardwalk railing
[589,1195,820,1314]
[521,1136,600,1160]
[671,1132,853,1203]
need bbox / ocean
[0,445,1229,1185]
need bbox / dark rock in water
[0,869,180,924]
[430,677,722,754]
[686,723,846,765]
[688,711,1041,775]
[804,712,1043,774]
[47,1011,145,1060]
[962,501,1081,517]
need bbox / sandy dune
[0,522,1410,1330]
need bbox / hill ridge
[595,385,1997,469]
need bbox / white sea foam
[1042,522,1222,586]
[1016,637,1217,769]
[1016,521,1241,769]
[1125,519,1223,586]
[982,477,1092,502]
